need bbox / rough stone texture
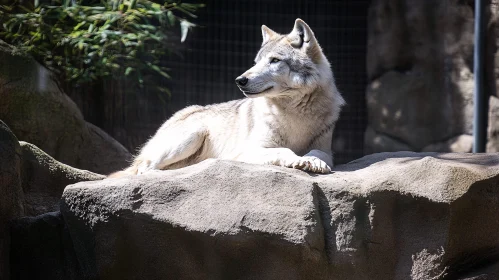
[366,0,498,152]
[364,126,413,154]
[0,119,104,216]
[0,51,132,174]
[10,212,83,280]
[20,141,105,216]
[488,96,499,152]
[0,120,24,280]
[61,153,499,280]
[487,0,499,100]
[62,161,328,280]
[422,134,474,153]
[457,261,499,280]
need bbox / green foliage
[0,0,203,89]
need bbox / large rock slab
[62,152,499,280]
[62,161,328,280]
[0,51,132,174]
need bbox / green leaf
[129,0,136,9]
[74,21,86,31]
[166,10,175,26]
[0,0,203,91]
[125,66,133,75]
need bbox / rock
[486,0,499,100]
[327,152,499,279]
[0,120,24,280]
[364,126,413,154]
[365,0,492,151]
[61,153,499,279]
[457,261,499,280]
[10,212,83,280]
[20,141,105,216]
[488,96,499,152]
[0,119,104,217]
[0,51,132,174]
[1,120,103,278]
[62,161,328,280]
[422,134,474,153]
[366,68,474,150]
[367,1,474,82]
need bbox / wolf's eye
[270,58,280,64]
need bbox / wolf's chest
[267,118,324,155]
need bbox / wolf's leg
[299,125,336,173]
[134,127,206,175]
[303,149,333,168]
[238,148,331,174]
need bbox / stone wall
[366,0,499,153]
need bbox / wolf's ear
[261,25,277,43]
[289,19,317,49]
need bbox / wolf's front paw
[289,156,331,174]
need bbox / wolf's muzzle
[235,76,248,86]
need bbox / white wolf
[110,18,345,177]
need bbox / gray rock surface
[62,152,499,280]
[0,51,132,174]
[488,96,499,152]
[366,66,473,150]
[20,141,105,216]
[365,0,498,152]
[487,0,499,100]
[364,126,413,154]
[422,134,474,153]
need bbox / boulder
[20,141,105,216]
[1,120,104,278]
[61,152,499,279]
[364,126,413,154]
[366,67,474,150]
[422,134,474,153]
[488,96,499,152]
[367,0,474,82]
[487,0,499,100]
[0,120,24,280]
[0,119,105,217]
[0,51,132,174]
[365,0,499,152]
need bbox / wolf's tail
[107,159,141,178]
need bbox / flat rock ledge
[60,152,499,280]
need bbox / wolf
[109,18,345,178]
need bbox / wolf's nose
[235,76,248,86]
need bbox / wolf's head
[235,19,332,98]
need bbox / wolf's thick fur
[109,19,345,178]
